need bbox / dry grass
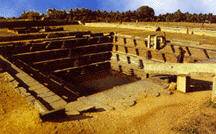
[63,25,153,36]
[123,22,216,30]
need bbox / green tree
[20,11,41,20]
[136,6,155,21]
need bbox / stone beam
[53,61,110,73]
[144,63,216,75]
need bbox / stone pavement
[65,79,166,115]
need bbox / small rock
[155,92,160,97]
[167,82,177,91]
[62,95,68,100]
[78,105,95,113]
[119,98,137,108]
[126,100,136,107]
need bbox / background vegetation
[1,6,216,23]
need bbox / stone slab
[31,87,50,94]
[43,95,62,104]
[39,91,56,98]
[49,99,67,109]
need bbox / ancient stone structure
[1,28,216,118]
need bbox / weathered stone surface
[119,98,136,108]
[4,73,14,81]
[43,95,62,103]
[50,100,67,109]
[10,80,19,88]
[28,81,41,87]
[18,87,31,97]
[39,91,55,98]
[65,110,80,116]
[77,96,115,111]
[67,80,165,113]
[33,100,49,113]
[31,87,50,94]
[29,85,47,91]
[177,75,187,93]
[78,105,95,112]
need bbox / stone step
[49,99,67,109]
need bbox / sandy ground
[0,72,216,134]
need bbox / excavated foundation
[0,32,141,116]
[1,31,216,117]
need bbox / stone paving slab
[0,55,67,114]
[28,81,42,87]
[78,96,114,111]
[31,87,50,94]
[43,95,62,104]
[50,99,67,109]
[39,91,56,98]
[66,79,164,113]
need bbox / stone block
[49,100,67,109]
[43,95,62,103]
[177,75,190,93]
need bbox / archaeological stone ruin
[1,21,216,119]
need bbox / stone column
[153,36,158,50]
[212,76,216,103]
[147,35,151,48]
[177,75,189,93]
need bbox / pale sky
[0,0,215,17]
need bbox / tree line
[2,6,216,23]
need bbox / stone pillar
[147,35,151,48]
[177,75,189,93]
[212,76,216,103]
[153,36,158,50]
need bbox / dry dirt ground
[0,72,216,134]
